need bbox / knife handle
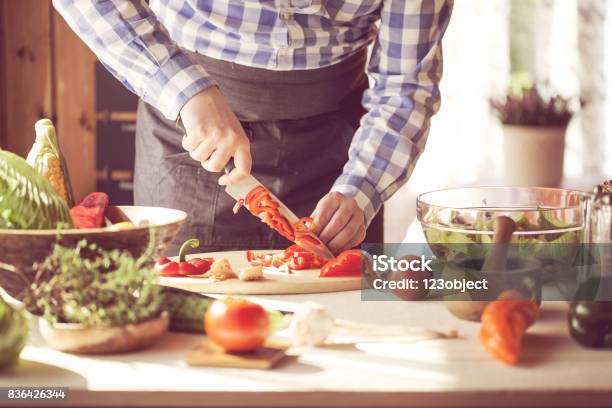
[224,158,235,175]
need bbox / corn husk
[26,119,74,207]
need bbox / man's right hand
[180,87,252,185]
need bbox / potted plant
[490,86,576,188]
[20,240,169,354]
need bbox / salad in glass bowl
[417,187,589,262]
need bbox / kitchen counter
[3,291,612,408]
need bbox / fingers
[201,144,232,173]
[318,199,353,244]
[179,88,252,181]
[312,192,341,236]
[182,127,251,178]
[187,137,215,162]
[327,213,367,254]
[218,145,252,186]
[182,130,204,152]
[313,192,367,255]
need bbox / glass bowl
[417,187,590,245]
[417,187,592,310]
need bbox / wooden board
[159,250,361,295]
[185,340,286,369]
[0,0,53,156]
[52,10,97,201]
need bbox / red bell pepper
[70,192,109,229]
[319,249,365,277]
[155,238,213,277]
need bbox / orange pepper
[479,299,538,365]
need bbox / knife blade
[224,165,335,261]
[175,119,335,260]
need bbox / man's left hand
[311,192,366,255]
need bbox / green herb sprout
[22,240,162,326]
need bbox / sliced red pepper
[246,244,327,271]
[320,250,365,277]
[294,235,321,249]
[245,250,275,267]
[293,217,316,234]
[243,185,297,242]
[245,186,266,203]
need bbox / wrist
[179,86,220,122]
[143,52,216,121]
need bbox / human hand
[311,192,366,255]
[180,87,251,185]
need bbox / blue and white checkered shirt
[54,0,453,226]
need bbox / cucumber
[162,287,212,333]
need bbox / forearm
[53,0,215,119]
[332,0,453,226]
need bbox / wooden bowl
[0,206,186,297]
[38,312,169,354]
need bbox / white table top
[3,290,612,408]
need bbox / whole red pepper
[155,239,213,277]
[70,192,109,229]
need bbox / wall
[0,0,96,201]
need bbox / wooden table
[2,289,612,408]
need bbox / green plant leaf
[0,150,73,229]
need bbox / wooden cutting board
[186,340,287,369]
[159,250,361,295]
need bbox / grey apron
[134,49,383,255]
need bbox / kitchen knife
[175,119,335,260]
[224,162,335,261]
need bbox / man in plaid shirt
[54,0,453,254]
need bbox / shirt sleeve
[331,0,453,227]
[52,0,216,120]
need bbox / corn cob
[26,119,75,207]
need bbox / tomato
[386,255,431,301]
[204,298,270,352]
[319,250,365,277]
